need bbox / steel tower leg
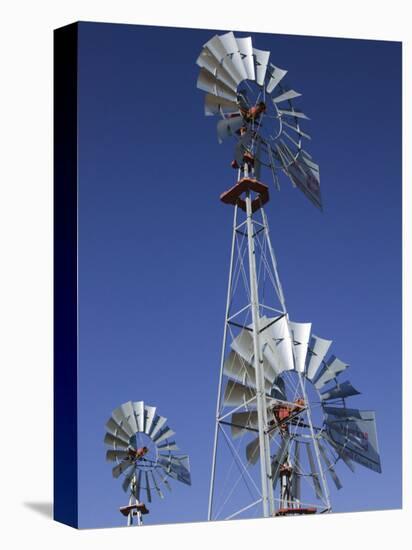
[244,186,273,518]
[207,205,238,521]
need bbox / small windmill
[196,31,381,521]
[104,400,191,526]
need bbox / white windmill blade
[320,380,360,401]
[150,470,164,499]
[266,64,288,94]
[281,119,312,140]
[111,403,135,437]
[197,68,237,102]
[153,426,175,445]
[271,435,291,487]
[223,349,273,393]
[203,34,244,86]
[223,379,256,408]
[314,356,349,389]
[317,439,343,490]
[272,89,302,104]
[143,404,157,435]
[230,327,254,364]
[217,116,245,143]
[120,401,139,434]
[245,435,260,465]
[105,418,130,443]
[230,410,258,438]
[132,401,145,433]
[321,431,355,472]
[278,108,310,120]
[289,321,312,372]
[149,415,168,439]
[291,439,301,501]
[122,467,137,493]
[112,459,134,479]
[252,47,270,86]
[157,441,179,451]
[259,315,295,374]
[236,36,255,80]
[196,48,238,91]
[218,31,248,83]
[305,335,333,381]
[272,377,288,401]
[145,471,152,503]
[104,432,129,450]
[204,93,239,116]
[106,449,129,462]
[154,468,172,492]
[160,458,192,486]
[282,130,302,150]
[305,442,323,500]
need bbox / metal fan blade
[105,418,130,443]
[318,440,342,489]
[161,459,192,486]
[223,349,274,392]
[106,449,129,462]
[278,108,310,120]
[259,315,295,374]
[236,36,255,80]
[305,442,323,500]
[154,469,172,492]
[153,426,175,445]
[122,467,136,493]
[112,459,134,479]
[281,119,312,140]
[149,415,168,439]
[120,401,139,434]
[320,380,360,401]
[231,410,258,438]
[289,321,312,372]
[218,31,248,83]
[230,327,254,363]
[157,441,179,451]
[197,68,237,102]
[291,440,301,501]
[272,89,302,104]
[132,401,144,433]
[150,470,164,499]
[271,435,291,488]
[267,145,280,191]
[282,130,302,149]
[111,403,135,437]
[196,48,238,91]
[217,116,245,143]
[143,405,156,435]
[223,379,256,408]
[314,356,348,389]
[266,64,288,94]
[203,34,244,86]
[272,377,287,401]
[204,93,239,116]
[145,471,152,503]
[104,432,129,450]
[246,436,260,465]
[325,410,381,473]
[305,335,333,381]
[321,432,355,472]
[323,406,364,418]
[253,48,270,86]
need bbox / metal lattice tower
[196,31,382,522]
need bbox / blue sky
[76,22,401,528]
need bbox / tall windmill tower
[196,32,382,521]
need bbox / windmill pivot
[220,177,269,213]
[119,503,149,517]
[240,101,267,122]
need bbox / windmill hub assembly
[196,31,382,522]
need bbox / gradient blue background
[76,22,402,528]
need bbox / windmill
[196,31,382,521]
[104,400,191,526]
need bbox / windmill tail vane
[196,32,381,522]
